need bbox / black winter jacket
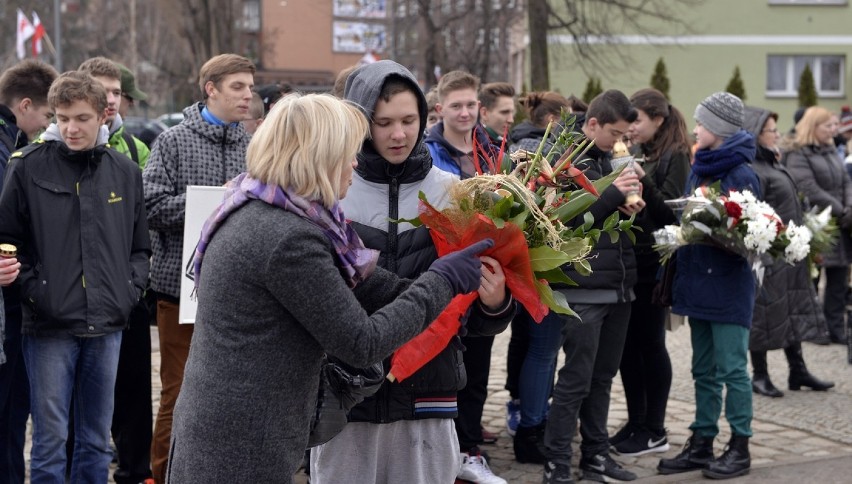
[747,143,826,350]
[555,144,638,303]
[0,129,151,336]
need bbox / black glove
[428,239,494,295]
[841,207,852,231]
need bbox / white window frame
[766,54,845,98]
[768,0,847,5]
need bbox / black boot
[703,435,750,479]
[657,433,714,475]
[513,422,547,464]
[750,350,783,397]
[785,343,835,391]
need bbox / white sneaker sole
[614,442,671,457]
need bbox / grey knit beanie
[694,92,744,138]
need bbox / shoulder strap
[122,131,139,165]
[654,150,673,188]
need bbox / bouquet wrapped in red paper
[387,119,635,382]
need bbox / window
[768,1,846,5]
[239,0,260,32]
[766,55,845,98]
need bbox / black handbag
[651,254,677,307]
[307,355,384,447]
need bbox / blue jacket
[672,135,761,328]
[424,122,498,179]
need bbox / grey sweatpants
[310,419,461,484]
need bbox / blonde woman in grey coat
[784,106,852,345]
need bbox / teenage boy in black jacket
[0,71,150,483]
[542,90,643,484]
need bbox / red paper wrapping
[388,200,549,383]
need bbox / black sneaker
[613,428,670,457]
[579,453,637,482]
[608,422,639,448]
[542,460,574,484]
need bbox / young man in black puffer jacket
[310,60,515,484]
[541,90,643,484]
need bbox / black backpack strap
[655,150,672,188]
[122,130,139,165]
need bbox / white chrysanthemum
[784,222,812,263]
[744,216,777,253]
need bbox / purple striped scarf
[193,172,378,289]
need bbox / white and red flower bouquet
[653,185,835,276]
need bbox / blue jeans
[518,310,565,428]
[23,331,122,484]
[0,303,28,484]
[688,318,752,438]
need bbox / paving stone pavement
[23,323,852,482]
[478,323,852,483]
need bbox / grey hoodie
[42,122,110,147]
[344,60,428,149]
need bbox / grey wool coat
[784,143,852,267]
[166,201,454,483]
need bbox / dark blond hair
[331,65,359,99]
[479,82,515,110]
[47,71,108,113]
[198,54,256,99]
[246,94,369,208]
[437,70,480,102]
[78,57,121,81]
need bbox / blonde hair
[794,106,833,147]
[246,93,369,208]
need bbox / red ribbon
[388,199,548,382]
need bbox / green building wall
[543,0,852,131]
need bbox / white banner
[333,0,387,18]
[333,21,386,53]
[178,185,227,324]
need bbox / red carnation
[724,201,742,220]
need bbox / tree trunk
[528,0,549,90]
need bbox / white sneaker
[457,452,507,484]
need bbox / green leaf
[573,259,592,276]
[509,207,530,227]
[491,195,514,220]
[607,229,620,244]
[603,211,620,231]
[390,216,423,227]
[559,237,592,260]
[535,268,577,286]
[582,212,594,231]
[534,279,578,318]
[529,245,574,272]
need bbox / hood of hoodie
[42,122,110,148]
[509,121,547,144]
[344,60,429,180]
[742,106,772,140]
[180,102,248,146]
[108,112,124,137]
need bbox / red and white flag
[31,11,46,57]
[16,9,35,60]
